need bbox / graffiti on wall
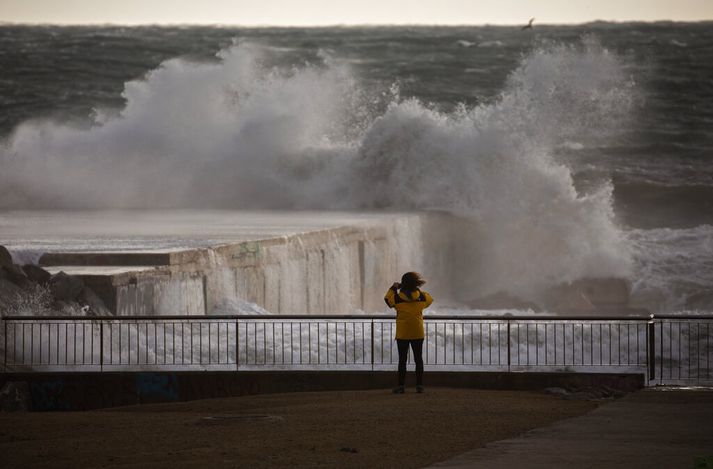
[135,373,180,403]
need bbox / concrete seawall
[13,211,456,316]
[0,371,644,411]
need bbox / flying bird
[521,18,535,30]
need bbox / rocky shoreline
[0,245,109,316]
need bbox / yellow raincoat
[384,287,433,339]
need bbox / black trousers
[396,338,424,386]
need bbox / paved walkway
[429,388,713,469]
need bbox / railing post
[99,321,104,372]
[647,317,656,384]
[659,318,664,381]
[235,319,242,371]
[3,320,7,373]
[507,320,511,372]
[370,319,375,371]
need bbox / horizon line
[1,19,712,28]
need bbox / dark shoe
[392,386,405,394]
[416,385,425,393]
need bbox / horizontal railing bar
[0,314,393,321]
[652,315,713,320]
[0,314,683,322]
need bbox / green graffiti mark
[233,241,260,261]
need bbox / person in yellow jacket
[384,271,433,394]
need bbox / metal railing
[653,317,713,384]
[1,314,711,385]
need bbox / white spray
[0,38,636,299]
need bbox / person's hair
[400,272,425,291]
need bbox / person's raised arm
[423,291,434,309]
[384,282,400,308]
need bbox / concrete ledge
[0,371,644,411]
[26,212,447,316]
[40,252,175,267]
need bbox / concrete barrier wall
[0,371,645,411]
[115,272,205,315]
[74,212,456,316]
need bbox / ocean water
[0,23,712,313]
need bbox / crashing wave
[0,38,637,299]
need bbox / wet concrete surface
[429,387,713,469]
